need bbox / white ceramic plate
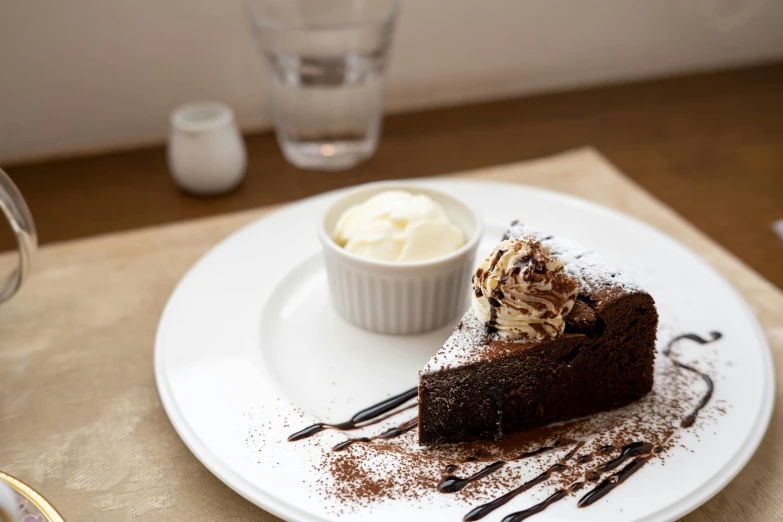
[155,179,774,522]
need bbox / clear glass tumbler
[0,167,36,303]
[246,0,398,171]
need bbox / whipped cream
[471,236,579,341]
[333,190,465,262]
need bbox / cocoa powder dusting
[242,331,728,520]
[311,337,723,514]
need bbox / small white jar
[320,182,483,335]
[167,102,247,195]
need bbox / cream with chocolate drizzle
[471,237,579,340]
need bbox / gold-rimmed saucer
[0,472,65,522]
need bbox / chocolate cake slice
[418,222,657,445]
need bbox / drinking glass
[0,168,35,303]
[246,0,398,171]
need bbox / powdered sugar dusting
[422,221,645,373]
[504,222,642,297]
[423,311,496,373]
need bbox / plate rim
[0,471,67,522]
[154,178,775,522]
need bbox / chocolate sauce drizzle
[663,331,722,427]
[501,489,567,522]
[439,440,570,493]
[288,387,417,441]
[486,306,499,335]
[578,458,648,507]
[463,463,567,521]
[439,461,505,493]
[455,330,723,520]
[598,441,653,471]
[514,441,563,461]
[291,332,724,521]
[560,440,585,462]
[585,471,600,481]
[458,441,655,520]
[332,418,418,451]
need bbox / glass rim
[246,0,399,32]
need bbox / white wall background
[1,0,782,164]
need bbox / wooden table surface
[4,62,782,288]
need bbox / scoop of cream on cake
[471,236,579,340]
[333,190,465,262]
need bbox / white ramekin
[319,182,483,335]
